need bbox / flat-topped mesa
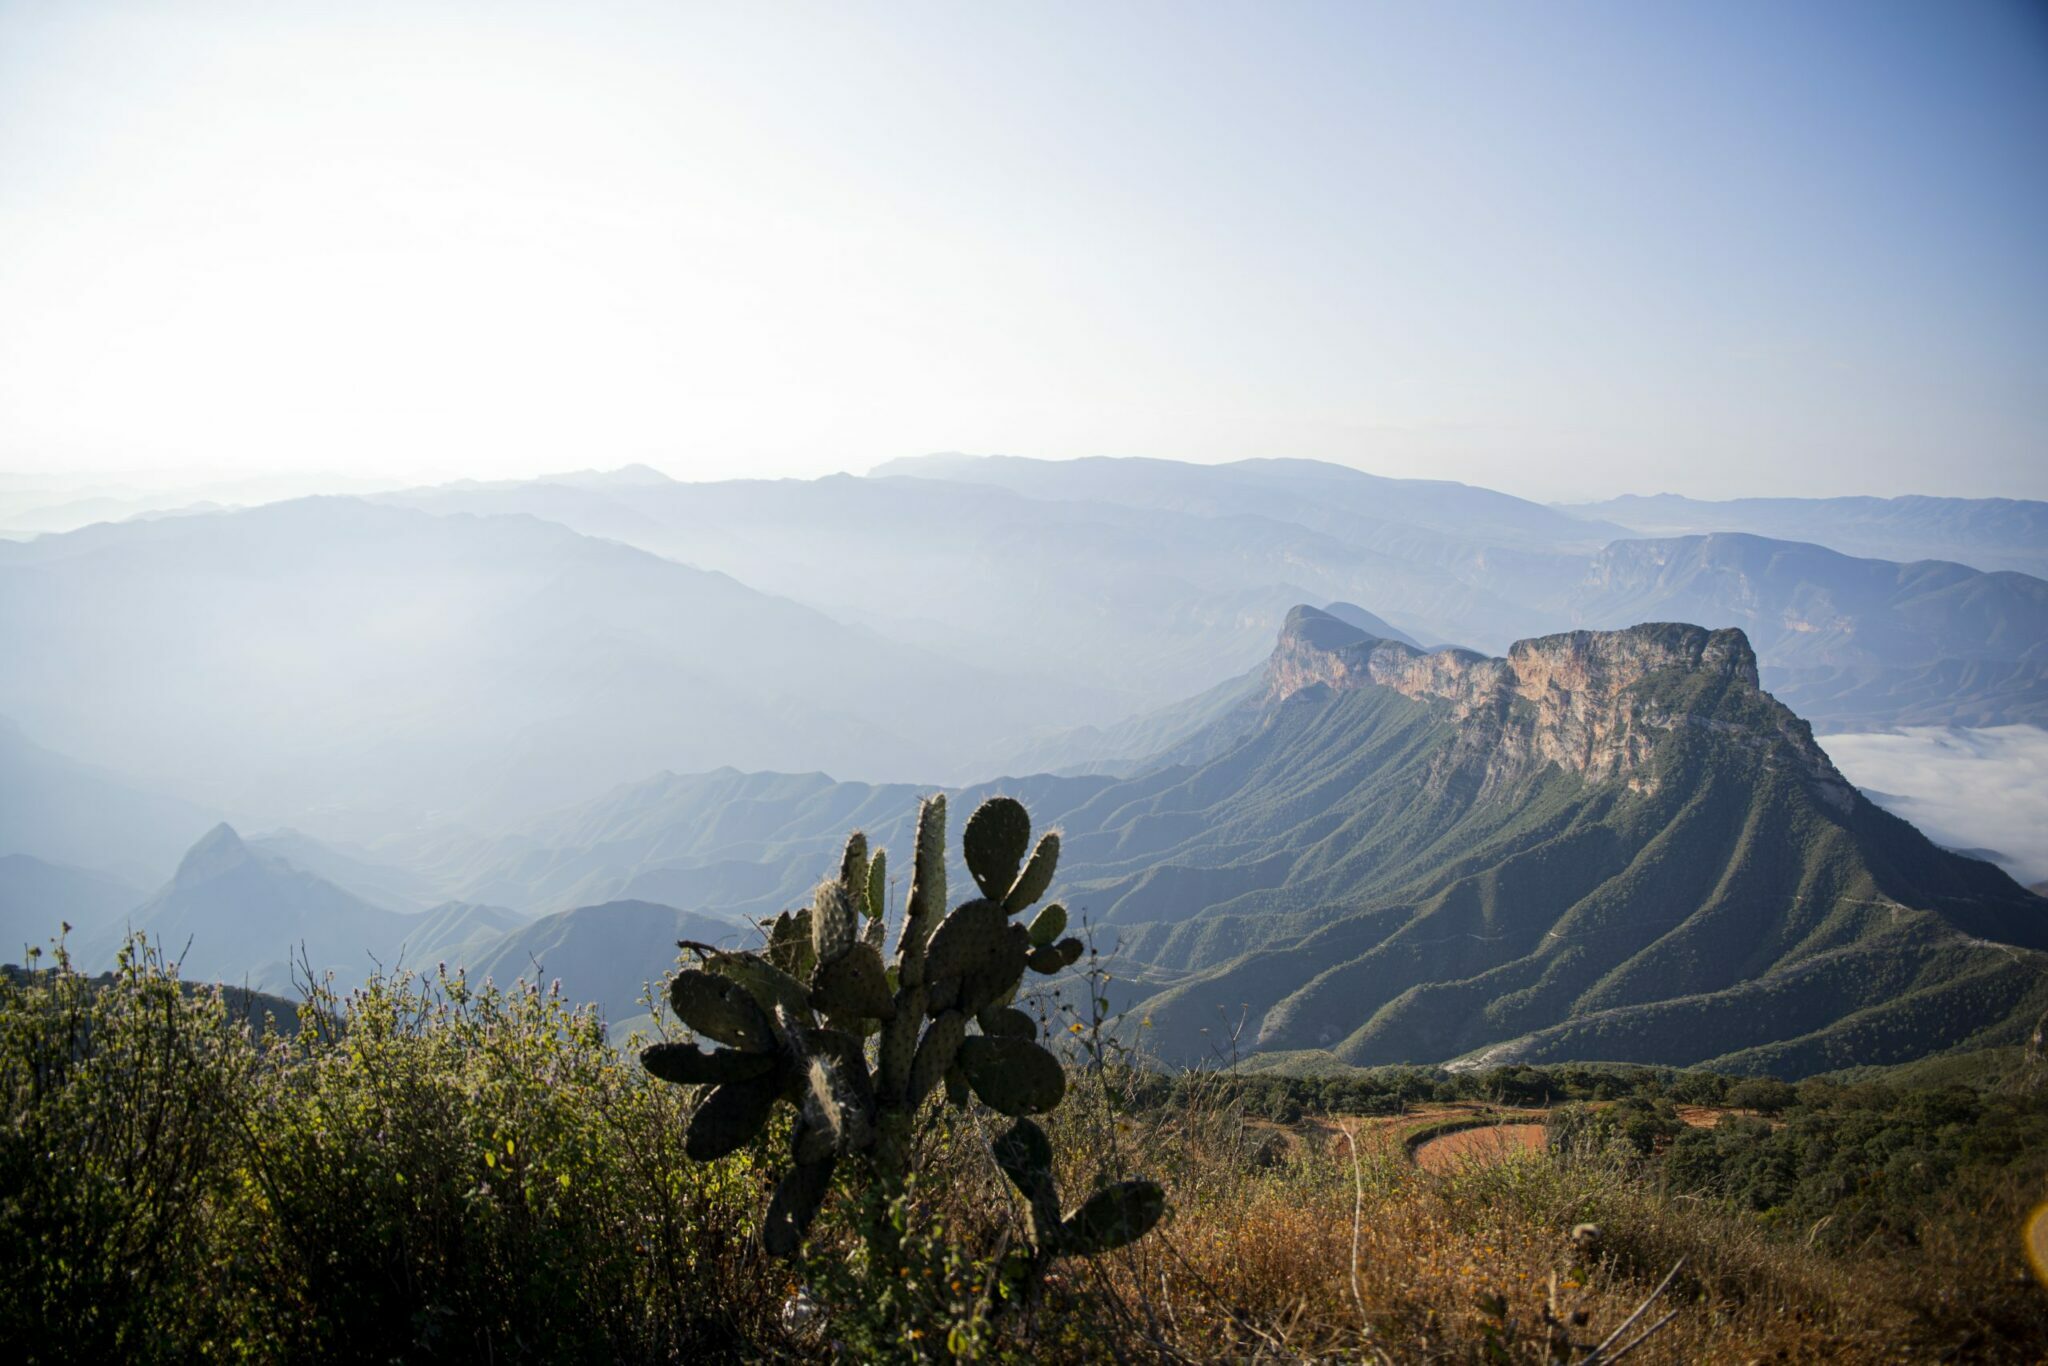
[1264,607,1853,801]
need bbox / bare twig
[1338,1122,1370,1345]
[1584,1257,1685,1363]
[1600,1308,1681,1363]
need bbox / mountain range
[68,820,746,1007]
[381,455,2048,737]
[1562,492,2048,578]
[0,718,219,885]
[133,607,2021,1076]
[3,453,2043,1076]
[1564,533,2048,729]
[0,496,1101,829]
[2,458,2039,851]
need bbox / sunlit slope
[1120,615,2045,1068]
[394,606,2047,1073]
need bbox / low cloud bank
[1819,725,2048,886]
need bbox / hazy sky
[2,0,2045,500]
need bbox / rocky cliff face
[1264,606,1854,803]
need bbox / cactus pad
[809,941,895,1022]
[865,849,887,920]
[908,1008,968,1105]
[812,879,858,964]
[1026,937,1083,975]
[957,1034,1066,1116]
[838,831,869,899]
[923,898,1007,994]
[707,952,813,1034]
[765,908,817,981]
[1025,902,1066,948]
[956,924,1030,1017]
[875,984,925,1100]
[763,1156,836,1259]
[898,795,948,986]
[978,1006,1037,1039]
[669,970,773,1051]
[1003,832,1060,914]
[992,1117,1063,1244]
[799,1054,868,1158]
[991,1117,1055,1200]
[1059,1180,1166,1256]
[640,1041,778,1087]
[684,1070,781,1161]
[964,796,1032,901]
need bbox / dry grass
[866,1067,2048,1363]
[13,946,2041,1361]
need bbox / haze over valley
[3,453,2042,1079]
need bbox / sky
[1,0,2045,501]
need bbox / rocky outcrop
[1263,606,1854,803]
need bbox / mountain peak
[1264,610,1842,800]
[1278,604,1373,652]
[173,823,252,888]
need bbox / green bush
[0,938,263,1360]
[0,937,778,1363]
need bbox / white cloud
[1819,726,2048,886]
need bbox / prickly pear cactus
[642,794,1160,1285]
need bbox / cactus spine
[643,795,1164,1294]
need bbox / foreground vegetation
[4,936,2045,1362]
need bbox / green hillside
[1111,614,2045,1067]
[406,609,2048,1075]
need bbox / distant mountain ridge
[0,496,1092,826]
[0,717,219,885]
[466,899,747,1024]
[96,823,415,991]
[0,855,143,953]
[384,455,2045,738]
[61,823,722,1015]
[1260,607,1850,798]
[1565,534,2048,728]
[994,601,1428,777]
[1561,492,2048,578]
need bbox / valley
[12,575,2040,1078]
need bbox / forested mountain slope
[418,608,2046,1072]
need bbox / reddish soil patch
[1412,1122,1547,1172]
[1306,1106,1479,1153]
[1676,1106,1778,1130]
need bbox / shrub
[0,938,780,1363]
